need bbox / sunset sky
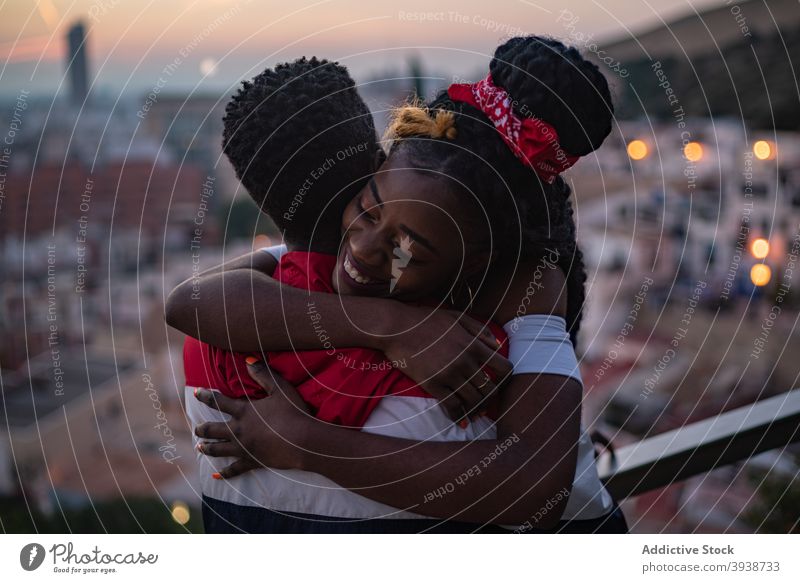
[1,0,724,98]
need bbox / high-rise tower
[65,21,89,105]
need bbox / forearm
[167,250,273,345]
[167,268,405,353]
[296,399,577,526]
[298,426,565,525]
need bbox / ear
[372,146,387,172]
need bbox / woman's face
[332,150,489,302]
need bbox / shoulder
[490,250,567,326]
[275,251,338,292]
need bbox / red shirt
[184,251,508,428]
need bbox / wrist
[293,414,318,472]
[368,298,407,353]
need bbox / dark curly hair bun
[490,36,614,156]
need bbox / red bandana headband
[447,73,580,184]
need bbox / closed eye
[356,192,379,224]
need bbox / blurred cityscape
[1,0,799,532]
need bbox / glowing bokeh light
[200,58,217,77]
[753,140,772,160]
[171,501,190,525]
[627,140,648,160]
[750,264,771,287]
[684,141,703,162]
[750,238,770,259]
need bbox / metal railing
[596,389,800,500]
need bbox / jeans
[202,495,629,534]
[520,501,629,534]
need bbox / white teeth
[344,257,374,284]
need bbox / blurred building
[0,347,196,510]
[65,21,89,106]
[137,94,239,201]
[577,119,800,301]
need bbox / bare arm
[166,264,408,353]
[165,248,278,322]
[198,365,580,527]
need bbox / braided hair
[385,36,614,347]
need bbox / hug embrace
[166,34,629,534]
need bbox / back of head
[223,57,379,250]
[490,35,613,156]
[386,36,614,345]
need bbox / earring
[448,281,475,309]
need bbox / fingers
[194,387,241,415]
[245,356,296,397]
[456,337,513,385]
[422,382,467,423]
[450,378,485,417]
[196,440,240,458]
[246,357,309,411]
[215,458,260,480]
[449,310,500,351]
[466,368,497,401]
[445,311,513,379]
[424,382,485,427]
[195,421,235,441]
[244,356,277,395]
[441,398,470,428]
[471,343,514,381]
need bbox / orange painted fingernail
[195,442,203,452]
[211,472,222,480]
[245,356,260,365]
[458,419,469,429]
[496,337,501,346]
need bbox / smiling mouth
[343,256,374,284]
[341,251,388,288]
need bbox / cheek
[393,264,453,299]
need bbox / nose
[348,225,389,273]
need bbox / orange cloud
[0,34,62,63]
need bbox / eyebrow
[369,178,439,256]
[400,225,438,255]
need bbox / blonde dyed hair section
[384,102,458,145]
